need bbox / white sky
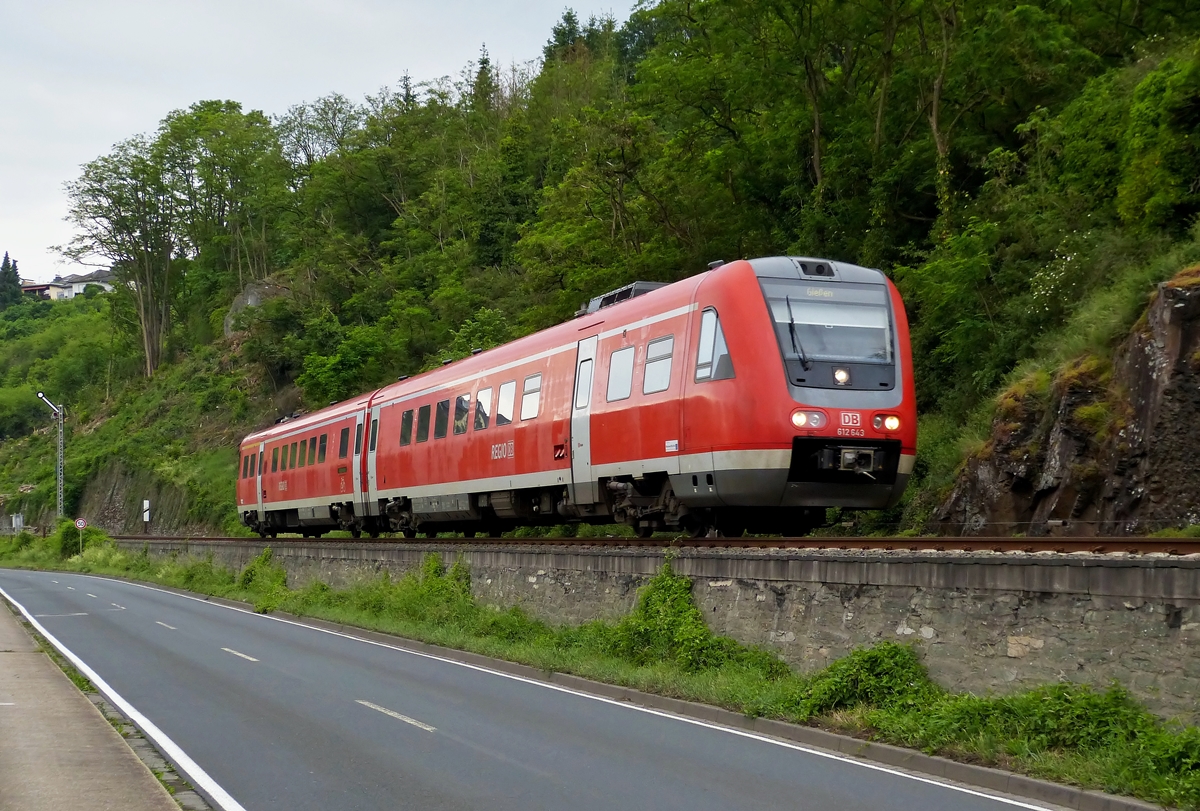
[1,0,626,282]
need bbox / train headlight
[872,414,902,431]
[791,410,827,429]
[833,368,850,385]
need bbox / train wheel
[635,523,653,539]
[369,531,380,539]
[424,530,437,539]
[463,530,476,539]
[257,530,268,539]
[350,527,362,539]
[403,529,417,539]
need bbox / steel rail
[109,535,1200,555]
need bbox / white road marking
[51,580,58,584]
[110,604,126,610]
[0,584,248,811]
[356,700,436,732]
[33,612,88,618]
[0,702,15,706]
[66,586,74,590]
[71,574,1058,811]
[222,647,258,662]
[156,621,176,630]
[86,593,98,599]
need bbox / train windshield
[759,279,892,364]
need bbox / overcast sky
[2,0,627,282]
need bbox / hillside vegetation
[3,1,1200,531]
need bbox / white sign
[143,499,150,522]
[12,514,22,532]
[74,518,87,530]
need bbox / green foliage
[13,6,1200,537]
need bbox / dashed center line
[86,593,98,599]
[356,700,437,732]
[66,587,74,590]
[156,621,176,630]
[50,580,58,584]
[222,647,258,662]
[0,703,14,706]
[110,604,126,610]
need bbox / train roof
[367,269,710,410]
[242,390,376,445]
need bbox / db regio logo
[840,412,861,427]
[491,440,515,460]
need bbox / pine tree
[0,253,23,309]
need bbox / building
[21,269,116,300]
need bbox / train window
[354,423,363,456]
[272,447,279,472]
[239,455,246,479]
[417,405,431,442]
[607,346,635,401]
[258,452,264,475]
[369,418,379,452]
[400,410,413,445]
[454,394,470,435]
[496,381,516,426]
[298,439,307,467]
[575,360,593,409]
[521,374,542,420]
[318,434,327,463]
[435,400,450,439]
[475,388,492,430]
[290,442,298,469]
[643,336,674,394]
[695,309,735,381]
[309,437,317,464]
[338,427,350,458]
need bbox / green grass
[4,524,1200,808]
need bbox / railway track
[110,534,1200,555]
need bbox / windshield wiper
[785,296,812,371]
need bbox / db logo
[840,412,861,427]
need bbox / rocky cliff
[938,266,1200,536]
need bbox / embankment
[115,538,1200,724]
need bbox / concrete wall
[117,539,1200,724]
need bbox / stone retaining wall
[116,539,1200,724]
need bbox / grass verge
[4,522,1199,809]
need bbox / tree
[63,136,178,377]
[0,253,21,309]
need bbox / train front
[745,256,917,512]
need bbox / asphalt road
[0,569,1056,811]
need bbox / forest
[3,0,1200,531]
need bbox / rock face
[223,280,291,338]
[938,268,1200,535]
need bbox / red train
[236,257,917,538]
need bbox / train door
[570,335,599,504]
[365,404,381,514]
[256,441,265,520]
[352,411,366,514]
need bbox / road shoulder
[0,599,180,811]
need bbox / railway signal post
[36,392,64,519]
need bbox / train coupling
[819,447,885,480]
